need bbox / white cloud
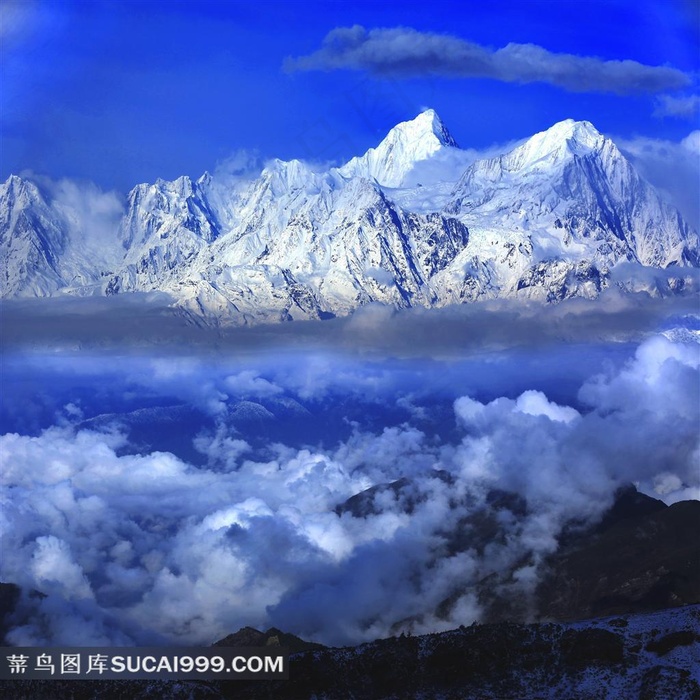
[682,130,700,155]
[514,390,580,424]
[653,94,700,119]
[224,370,283,397]
[0,0,43,44]
[31,536,93,601]
[1,332,698,647]
[19,173,125,267]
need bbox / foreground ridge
[3,606,698,699]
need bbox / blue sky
[2,0,698,192]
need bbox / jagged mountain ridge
[1,111,697,322]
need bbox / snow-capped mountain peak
[261,158,318,193]
[387,108,458,149]
[550,118,602,148]
[498,119,607,173]
[339,109,459,187]
[448,119,614,196]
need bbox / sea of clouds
[1,308,698,647]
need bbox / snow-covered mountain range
[2,110,698,324]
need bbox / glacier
[1,110,698,324]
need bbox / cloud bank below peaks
[1,333,698,647]
[285,26,690,95]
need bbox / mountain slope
[426,119,698,302]
[451,121,697,265]
[0,176,70,297]
[105,176,221,294]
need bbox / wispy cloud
[0,0,40,43]
[616,130,700,231]
[653,94,700,119]
[285,26,690,95]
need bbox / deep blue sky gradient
[2,0,698,191]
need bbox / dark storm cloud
[285,26,690,95]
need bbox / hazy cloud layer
[286,26,690,95]
[654,94,700,119]
[2,286,699,356]
[1,330,698,647]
